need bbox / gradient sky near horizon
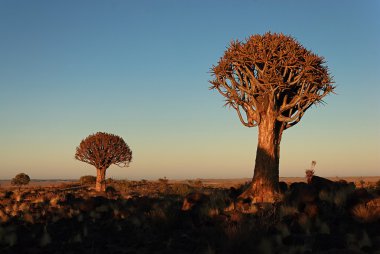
[0,0,379,180]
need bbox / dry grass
[351,197,380,223]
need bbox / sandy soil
[0,179,75,188]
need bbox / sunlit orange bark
[247,116,284,202]
[95,168,106,192]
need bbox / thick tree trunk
[95,168,106,192]
[240,116,283,203]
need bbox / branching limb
[231,104,259,127]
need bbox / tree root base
[238,185,278,204]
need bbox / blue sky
[0,0,379,179]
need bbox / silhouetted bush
[376,179,380,190]
[11,173,30,189]
[79,175,96,185]
[279,181,288,193]
[106,177,115,184]
[187,179,203,188]
[158,177,169,185]
[169,184,193,196]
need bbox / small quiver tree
[11,173,31,190]
[75,132,132,192]
[210,32,334,203]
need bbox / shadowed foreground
[0,178,379,253]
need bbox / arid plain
[1,176,379,188]
[1,175,379,253]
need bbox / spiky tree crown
[75,132,132,170]
[210,32,334,129]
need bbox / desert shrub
[206,189,231,212]
[113,180,132,193]
[106,177,115,184]
[358,179,366,188]
[158,177,169,185]
[170,184,193,196]
[105,186,118,198]
[332,189,349,207]
[376,179,380,190]
[238,181,251,194]
[351,203,380,223]
[279,205,298,219]
[187,179,203,188]
[279,181,288,193]
[146,206,169,228]
[156,177,170,194]
[79,175,96,185]
[11,173,30,189]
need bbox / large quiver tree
[210,32,334,203]
[75,132,132,192]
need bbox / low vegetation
[79,175,96,185]
[0,175,379,253]
[10,173,30,190]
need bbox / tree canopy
[75,132,132,192]
[75,132,132,170]
[11,173,31,188]
[210,32,334,129]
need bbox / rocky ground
[0,178,379,253]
